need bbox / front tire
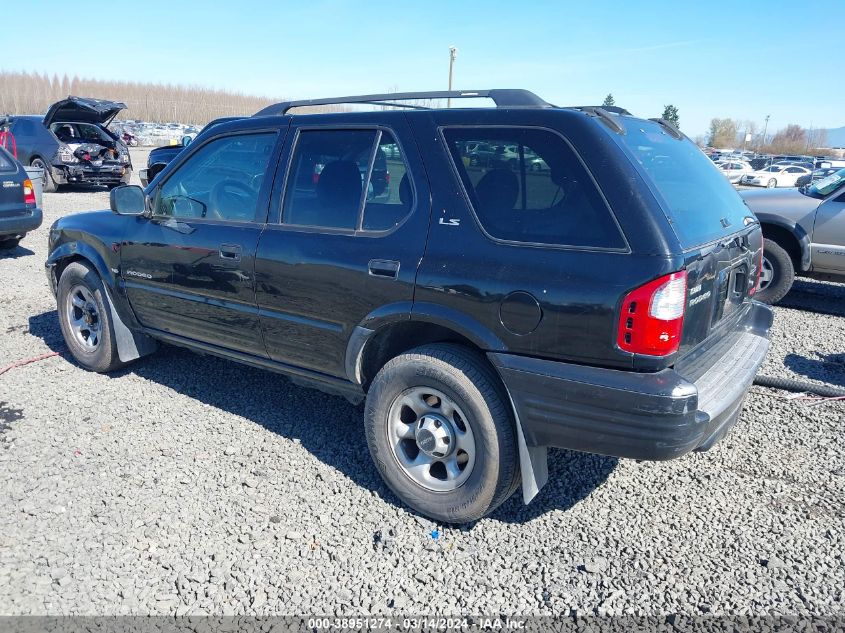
[766,178,777,188]
[57,261,125,372]
[364,343,520,523]
[756,238,795,305]
[30,158,58,193]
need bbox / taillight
[749,244,763,296]
[22,179,36,206]
[617,271,687,356]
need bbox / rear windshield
[619,120,751,249]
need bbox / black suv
[4,97,132,192]
[45,90,773,523]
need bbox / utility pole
[762,115,770,150]
[447,46,458,108]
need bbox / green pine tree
[662,104,680,129]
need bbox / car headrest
[316,161,362,211]
[399,174,412,206]
[474,168,519,213]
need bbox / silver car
[741,168,845,303]
[718,160,753,184]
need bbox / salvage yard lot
[0,149,843,617]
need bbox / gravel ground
[0,149,843,618]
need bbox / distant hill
[826,126,845,147]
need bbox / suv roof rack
[253,89,552,117]
[569,105,633,135]
[572,105,633,116]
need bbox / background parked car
[742,164,811,188]
[742,167,845,303]
[4,97,132,192]
[795,166,843,188]
[717,160,753,183]
[139,117,242,187]
[0,145,42,248]
[772,159,814,170]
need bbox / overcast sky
[3,1,841,137]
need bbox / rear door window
[442,127,626,249]
[282,129,414,231]
[362,132,414,231]
[617,120,752,249]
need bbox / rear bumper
[491,301,773,461]
[0,207,42,238]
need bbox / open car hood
[43,97,126,127]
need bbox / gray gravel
[0,149,843,617]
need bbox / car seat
[313,160,362,229]
[473,168,519,232]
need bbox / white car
[717,160,753,184]
[742,164,812,188]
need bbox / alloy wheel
[65,284,102,350]
[387,386,476,492]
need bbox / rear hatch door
[0,148,26,218]
[680,226,762,354]
[44,97,126,127]
[616,119,762,355]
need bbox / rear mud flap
[508,393,548,503]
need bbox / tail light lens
[22,179,36,206]
[617,271,687,356]
[749,245,763,296]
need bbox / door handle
[368,259,400,279]
[219,243,242,262]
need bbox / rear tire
[364,343,520,523]
[57,261,126,372]
[30,158,58,193]
[0,237,21,250]
[756,238,795,305]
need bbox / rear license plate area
[712,264,746,324]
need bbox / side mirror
[110,185,147,216]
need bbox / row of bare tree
[1,71,834,155]
[0,71,281,124]
[705,117,829,155]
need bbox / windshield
[618,120,752,249]
[808,167,845,197]
[763,166,782,172]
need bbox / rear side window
[282,129,414,231]
[11,119,30,137]
[363,133,414,231]
[618,121,751,248]
[0,148,14,171]
[442,127,625,249]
